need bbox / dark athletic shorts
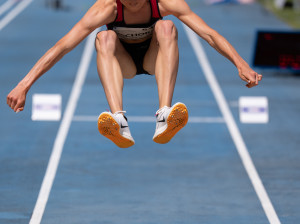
[120,38,152,75]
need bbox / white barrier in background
[239,96,269,124]
[32,94,62,121]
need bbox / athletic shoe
[98,111,135,148]
[153,102,188,144]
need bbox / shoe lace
[114,111,127,121]
[155,106,168,117]
[114,111,126,115]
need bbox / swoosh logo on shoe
[121,124,128,128]
[158,117,165,123]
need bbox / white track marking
[29,28,100,224]
[0,0,15,17]
[0,0,33,32]
[182,24,281,224]
[72,115,225,123]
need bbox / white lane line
[182,24,281,224]
[0,0,33,32]
[29,28,100,224]
[73,115,225,123]
[0,0,15,17]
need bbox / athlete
[7,0,262,148]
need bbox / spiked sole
[98,113,134,148]
[153,103,188,144]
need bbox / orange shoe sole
[153,103,188,144]
[98,113,134,148]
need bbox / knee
[155,20,178,41]
[95,30,118,54]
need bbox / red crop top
[106,0,163,41]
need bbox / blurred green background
[258,0,300,28]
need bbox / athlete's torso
[106,0,163,43]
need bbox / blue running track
[0,0,300,223]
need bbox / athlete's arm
[7,0,117,112]
[159,0,262,88]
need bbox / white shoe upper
[153,106,172,139]
[111,111,135,142]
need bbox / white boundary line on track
[182,24,281,224]
[29,28,100,224]
[0,0,33,32]
[73,115,225,123]
[0,0,15,17]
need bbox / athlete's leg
[95,30,137,113]
[144,21,187,144]
[143,20,179,109]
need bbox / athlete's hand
[7,84,27,113]
[238,65,262,88]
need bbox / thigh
[143,32,159,75]
[96,30,137,79]
[143,20,179,75]
[115,39,138,79]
